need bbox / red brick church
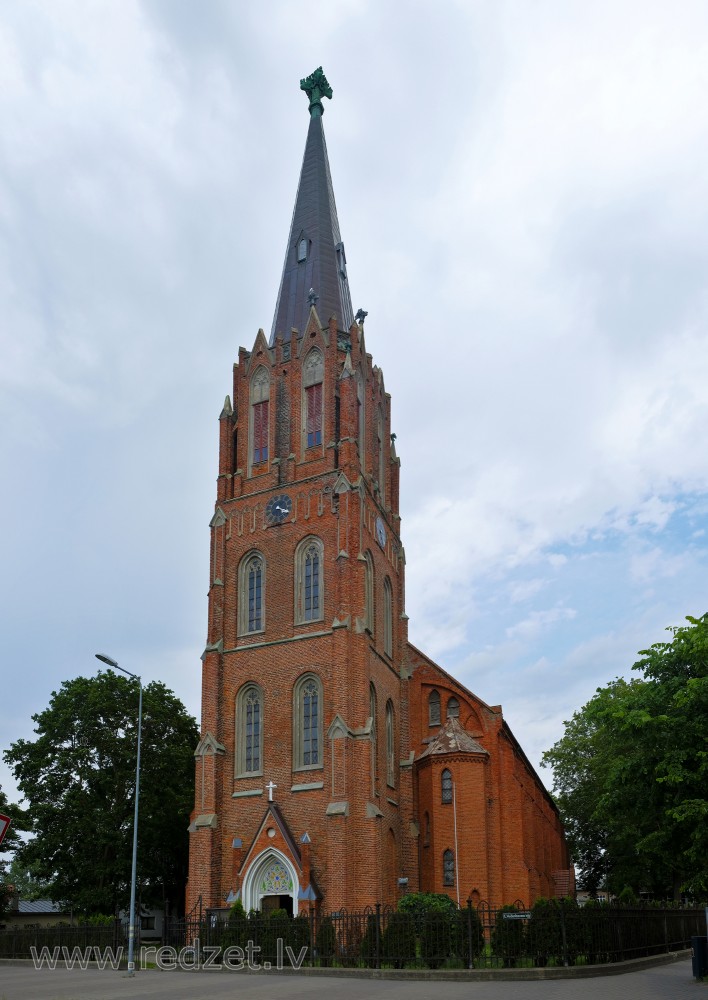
[187,69,573,917]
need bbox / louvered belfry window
[253,401,269,464]
[306,382,323,447]
[303,350,324,449]
[251,367,270,465]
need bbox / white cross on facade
[266,780,277,802]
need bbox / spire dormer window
[335,241,347,279]
[298,237,308,263]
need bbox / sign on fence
[502,911,531,920]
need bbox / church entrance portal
[260,894,293,916]
[242,849,299,916]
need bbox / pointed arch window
[370,682,378,796]
[235,683,263,776]
[447,697,460,720]
[363,551,374,634]
[428,690,441,727]
[238,551,265,635]
[295,536,324,624]
[303,349,324,449]
[443,848,455,887]
[441,768,453,805]
[386,700,395,787]
[383,576,393,658]
[423,811,430,847]
[250,367,270,466]
[294,673,323,770]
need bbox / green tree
[4,671,198,916]
[5,857,50,902]
[0,784,28,917]
[542,614,708,899]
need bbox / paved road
[0,959,704,1000]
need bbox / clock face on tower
[265,493,292,525]
[375,515,387,548]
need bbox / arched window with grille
[293,673,323,770]
[428,689,441,727]
[441,768,453,804]
[235,683,263,776]
[295,536,324,624]
[250,367,270,468]
[303,349,324,450]
[447,697,460,719]
[238,551,265,635]
[386,700,395,787]
[442,848,455,886]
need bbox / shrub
[380,911,416,968]
[526,897,563,967]
[315,914,337,967]
[358,912,380,966]
[491,905,525,967]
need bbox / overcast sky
[2,0,707,807]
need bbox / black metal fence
[163,899,705,970]
[0,921,127,961]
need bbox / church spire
[270,68,354,345]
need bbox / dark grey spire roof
[270,91,354,344]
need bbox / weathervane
[300,67,332,117]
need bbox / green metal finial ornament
[300,67,333,117]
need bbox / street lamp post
[95,653,142,977]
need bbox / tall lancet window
[235,683,263,776]
[251,367,270,466]
[303,349,324,449]
[363,551,374,634]
[294,673,323,770]
[383,576,393,658]
[295,536,324,624]
[238,551,265,635]
[370,682,378,795]
[386,700,395,787]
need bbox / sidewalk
[0,955,702,1000]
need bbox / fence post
[466,900,473,969]
[375,903,381,970]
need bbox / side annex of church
[186,69,573,917]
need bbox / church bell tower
[187,68,413,915]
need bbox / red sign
[0,814,11,847]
